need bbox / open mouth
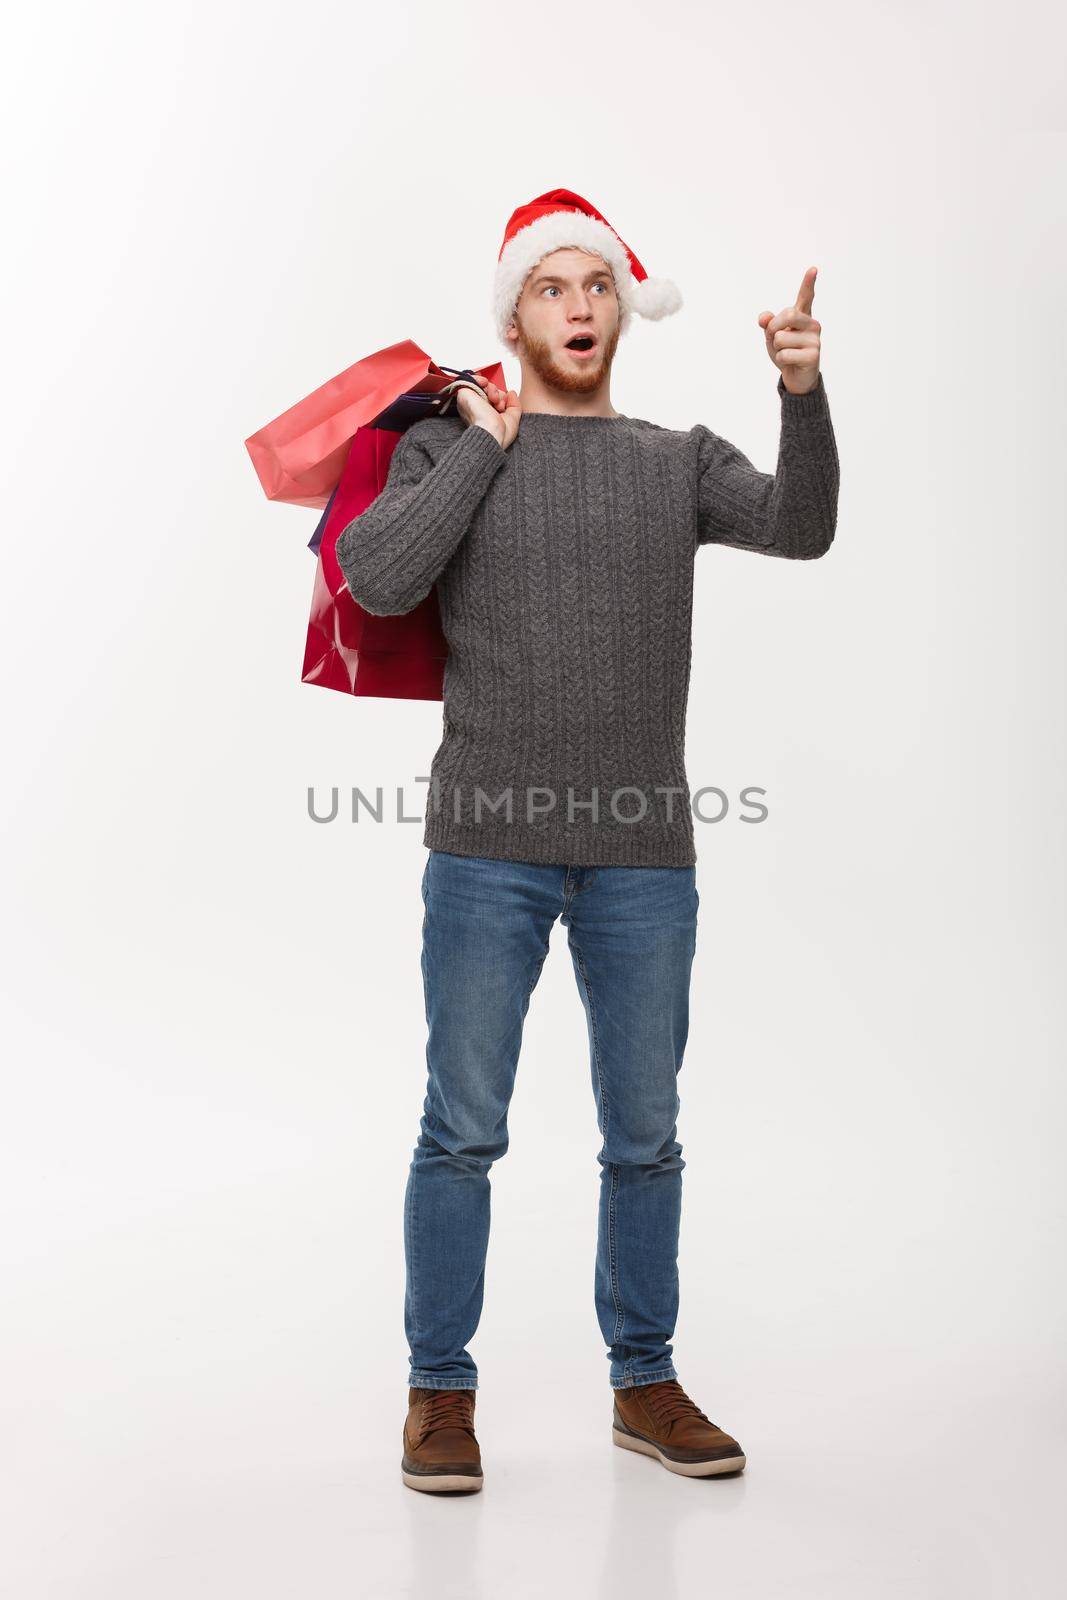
[563,335,598,357]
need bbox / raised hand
[455,374,523,449]
[757,267,822,396]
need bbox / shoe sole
[401,1467,484,1493]
[612,1426,746,1477]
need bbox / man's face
[506,247,622,394]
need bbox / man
[335,187,840,1493]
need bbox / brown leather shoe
[613,1378,746,1477]
[402,1386,483,1493]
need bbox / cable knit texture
[335,373,840,866]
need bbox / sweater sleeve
[694,372,840,560]
[334,420,508,615]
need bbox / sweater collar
[517,410,631,425]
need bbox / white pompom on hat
[493,187,683,353]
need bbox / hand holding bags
[245,340,507,700]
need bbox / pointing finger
[795,265,817,316]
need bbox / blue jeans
[405,849,699,1391]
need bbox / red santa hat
[493,186,683,351]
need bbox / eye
[541,281,612,298]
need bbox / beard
[512,314,621,395]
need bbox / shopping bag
[249,340,506,700]
[304,363,489,555]
[244,338,499,509]
[300,424,452,699]
[302,384,507,701]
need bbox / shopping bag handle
[435,367,486,416]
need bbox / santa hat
[492,187,683,352]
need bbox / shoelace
[642,1380,713,1431]
[418,1389,476,1438]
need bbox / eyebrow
[529,269,613,289]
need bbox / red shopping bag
[246,339,507,700]
[245,339,438,508]
[301,426,452,700]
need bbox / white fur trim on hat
[492,210,682,352]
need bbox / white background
[3,1,1064,1594]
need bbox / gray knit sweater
[335,372,840,867]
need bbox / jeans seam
[405,1160,420,1345]
[572,936,627,1368]
[525,943,550,1005]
